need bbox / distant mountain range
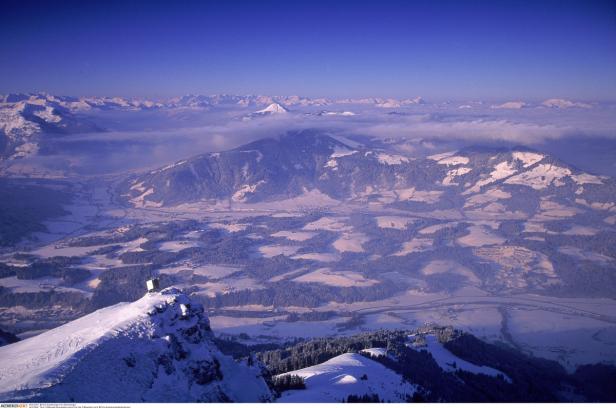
[0,93,427,111]
[0,95,102,160]
[0,93,603,161]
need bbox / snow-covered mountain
[0,288,272,402]
[2,93,602,113]
[0,95,102,159]
[253,102,289,115]
[114,132,616,303]
[120,130,616,213]
[240,102,291,120]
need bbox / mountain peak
[0,287,272,402]
[254,102,289,114]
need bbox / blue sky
[1,0,615,100]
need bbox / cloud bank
[8,102,615,176]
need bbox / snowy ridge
[0,288,272,402]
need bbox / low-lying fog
[13,102,616,177]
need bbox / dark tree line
[0,287,89,311]
[271,374,305,393]
[256,330,392,375]
[346,393,381,403]
[1,257,91,285]
[199,281,399,309]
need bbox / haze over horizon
[1,0,615,101]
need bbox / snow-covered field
[395,188,443,203]
[291,252,341,262]
[259,245,300,258]
[159,264,241,280]
[332,232,368,253]
[421,260,480,284]
[456,225,506,247]
[303,216,350,232]
[394,238,433,255]
[293,268,378,287]
[375,216,416,229]
[209,222,248,233]
[271,230,317,241]
[158,240,200,252]
[419,222,458,234]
